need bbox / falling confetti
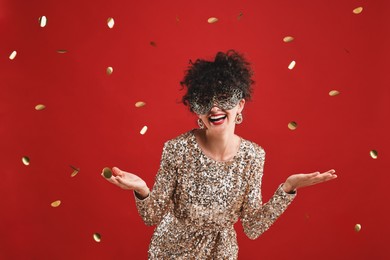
[354,224,362,232]
[107,17,115,28]
[150,41,157,47]
[106,67,113,75]
[288,60,296,70]
[288,121,297,130]
[22,156,30,166]
[140,126,148,135]
[51,200,61,208]
[353,7,363,14]
[9,51,17,60]
[70,165,80,177]
[370,150,378,159]
[329,90,340,96]
[135,101,146,108]
[283,36,294,43]
[93,233,101,242]
[39,16,47,27]
[57,50,67,54]
[237,12,243,20]
[102,167,112,178]
[35,104,46,111]
[207,17,218,24]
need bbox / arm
[102,141,177,226]
[240,148,296,240]
[134,141,177,226]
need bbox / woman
[103,50,337,259]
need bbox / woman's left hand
[282,169,337,193]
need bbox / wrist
[135,187,150,199]
[282,182,296,194]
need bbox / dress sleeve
[240,147,296,240]
[134,140,177,226]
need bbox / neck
[199,127,238,161]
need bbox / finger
[112,167,123,177]
[115,176,133,190]
[307,171,320,177]
[103,174,120,185]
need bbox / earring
[197,118,204,129]
[235,113,243,124]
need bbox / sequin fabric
[135,130,296,259]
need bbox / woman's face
[197,99,245,132]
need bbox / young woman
[103,50,337,259]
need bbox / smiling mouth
[209,115,227,123]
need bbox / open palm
[283,169,337,192]
[103,167,147,192]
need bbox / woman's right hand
[102,167,150,198]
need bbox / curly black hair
[181,50,254,112]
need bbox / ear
[238,99,246,113]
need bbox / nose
[210,105,220,112]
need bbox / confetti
[140,126,148,135]
[353,7,363,14]
[39,16,47,27]
[354,224,362,232]
[51,200,61,207]
[370,150,378,159]
[9,51,17,60]
[35,104,46,111]
[107,17,115,28]
[283,36,294,43]
[22,156,30,166]
[288,121,297,130]
[207,17,218,24]
[329,90,340,96]
[93,233,101,242]
[106,67,113,75]
[102,167,112,178]
[288,61,296,70]
[135,101,146,108]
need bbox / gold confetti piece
[70,169,79,177]
[22,156,30,166]
[70,165,80,177]
[39,16,47,27]
[370,150,378,159]
[353,7,363,14]
[288,121,297,130]
[106,67,113,75]
[107,17,115,28]
[93,233,101,242]
[57,50,67,54]
[35,104,46,111]
[237,12,243,20]
[150,41,157,47]
[207,17,218,24]
[51,200,61,207]
[283,36,294,43]
[329,90,340,96]
[9,51,17,60]
[102,167,112,178]
[140,126,148,135]
[355,224,362,232]
[288,60,296,70]
[135,101,146,108]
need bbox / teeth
[210,115,226,120]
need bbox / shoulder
[240,138,266,160]
[162,130,194,152]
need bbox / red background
[1,0,389,259]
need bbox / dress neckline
[190,129,243,164]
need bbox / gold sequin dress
[135,130,296,259]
